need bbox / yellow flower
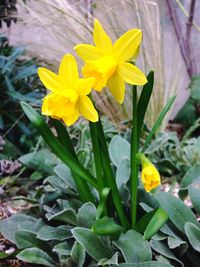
[74,19,147,104]
[141,164,161,192]
[38,54,98,126]
[138,153,161,192]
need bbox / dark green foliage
[175,75,200,129]
[0,34,43,152]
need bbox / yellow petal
[93,19,112,53]
[38,67,63,92]
[78,95,98,122]
[75,77,95,95]
[113,29,142,61]
[58,54,79,86]
[74,44,102,61]
[107,72,125,104]
[63,108,79,126]
[118,62,147,85]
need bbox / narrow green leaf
[185,222,200,252]
[98,120,130,229]
[137,71,154,139]
[96,187,111,220]
[72,227,112,261]
[142,95,176,152]
[20,102,97,189]
[135,210,156,234]
[144,208,168,240]
[53,119,95,203]
[92,216,123,235]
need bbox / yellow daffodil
[74,19,147,104]
[38,54,98,126]
[138,153,161,192]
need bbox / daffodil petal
[118,62,147,85]
[63,108,79,126]
[38,67,63,92]
[74,44,102,60]
[58,54,79,86]
[107,72,125,104]
[78,95,98,122]
[113,29,142,61]
[93,19,112,53]
[75,77,95,95]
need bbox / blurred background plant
[4,0,199,130]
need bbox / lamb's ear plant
[1,19,200,267]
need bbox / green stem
[131,85,139,228]
[89,122,104,191]
[97,120,130,229]
[21,102,98,189]
[53,119,95,203]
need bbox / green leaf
[70,241,85,267]
[109,135,130,167]
[0,214,36,243]
[135,210,156,234]
[15,230,39,249]
[167,236,188,252]
[180,165,200,190]
[77,203,96,228]
[72,227,112,261]
[113,262,173,267]
[37,225,72,241]
[142,95,176,152]
[20,102,98,188]
[92,216,123,236]
[150,240,184,267]
[116,157,130,188]
[137,71,154,138]
[185,222,200,252]
[17,248,57,267]
[114,230,152,263]
[0,252,10,260]
[53,242,71,257]
[54,163,76,189]
[98,252,118,265]
[144,208,168,240]
[156,192,199,233]
[44,175,77,195]
[189,186,200,213]
[96,187,111,220]
[47,208,77,225]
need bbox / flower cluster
[38,19,147,126]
